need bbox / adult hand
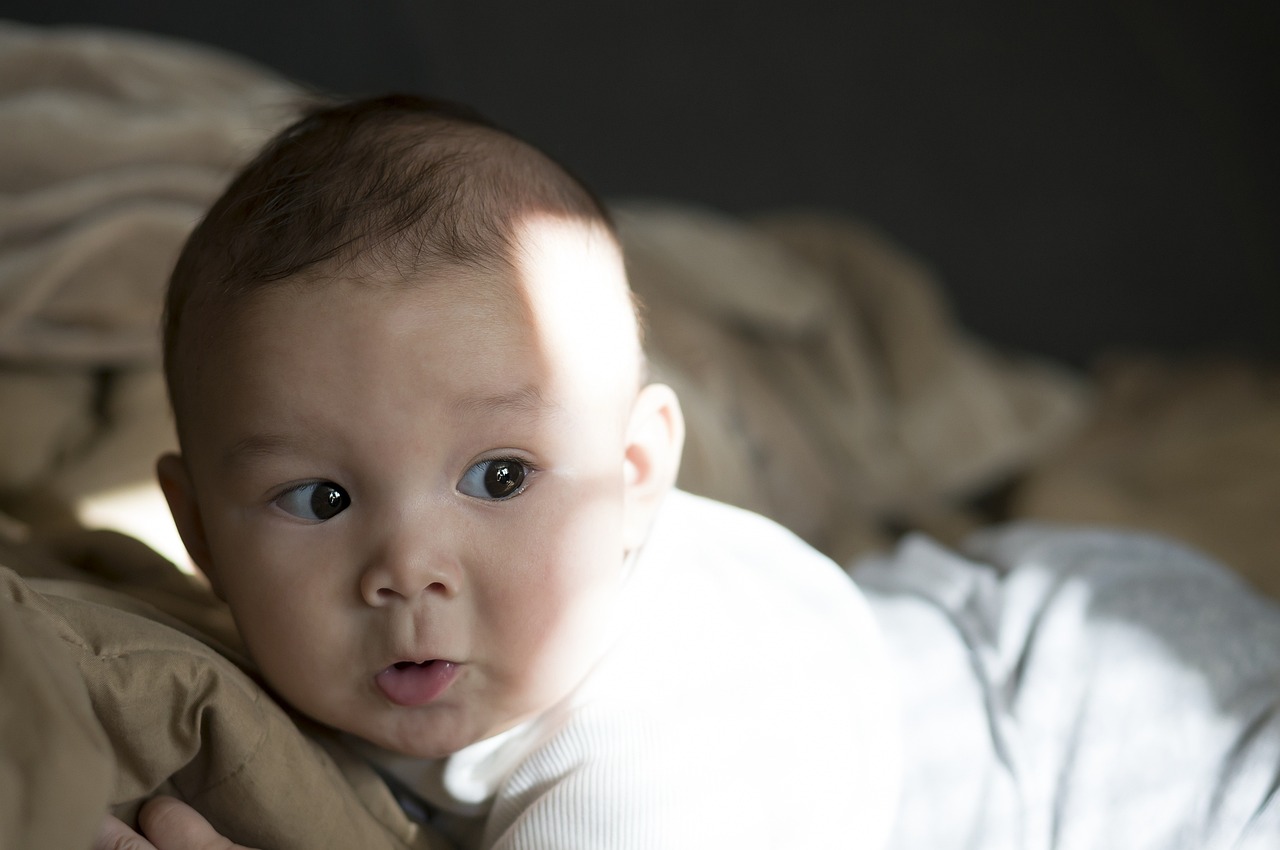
[94,796,261,850]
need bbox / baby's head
[158,95,684,758]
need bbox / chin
[372,719,486,761]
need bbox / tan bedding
[2,18,1278,849]
[1009,354,1280,600]
[0,526,444,849]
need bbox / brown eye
[276,481,351,520]
[311,483,349,519]
[485,460,524,497]
[459,459,528,500]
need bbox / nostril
[361,567,456,605]
[375,586,402,602]
[371,582,450,603]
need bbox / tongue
[375,660,459,707]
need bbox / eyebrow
[220,385,556,467]
[450,384,558,420]
[222,432,309,467]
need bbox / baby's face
[164,219,658,758]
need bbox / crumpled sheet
[856,523,1280,850]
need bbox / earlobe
[156,453,217,588]
[622,383,685,552]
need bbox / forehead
[173,215,637,440]
[506,216,639,382]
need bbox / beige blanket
[1,525,445,849]
[1010,354,1280,600]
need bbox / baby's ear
[156,453,218,592]
[622,383,685,553]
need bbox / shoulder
[648,489,844,576]
[501,490,904,848]
[643,489,876,641]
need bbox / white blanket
[857,526,1280,849]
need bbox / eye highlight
[275,481,350,521]
[458,458,529,501]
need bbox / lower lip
[375,660,461,706]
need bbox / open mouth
[393,660,429,671]
[375,659,460,707]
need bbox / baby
[108,95,900,849]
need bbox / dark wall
[4,1,1277,366]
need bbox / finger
[94,814,158,850]
[139,797,242,850]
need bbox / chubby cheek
[479,487,628,708]
[205,517,357,696]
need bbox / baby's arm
[95,798,262,850]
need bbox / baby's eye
[275,481,350,521]
[458,459,528,501]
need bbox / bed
[2,20,1278,849]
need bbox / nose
[358,528,461,606]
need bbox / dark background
[4,1,1277,367]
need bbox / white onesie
[370,490,901,849]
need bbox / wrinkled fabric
[0,531,448,850]
[857,525,1280,850]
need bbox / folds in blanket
[858,525,1280,850]
[0,570,113,850]
[0,18,303,366]
[0,560,448,850]
[618,202,1090,563]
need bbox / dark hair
[163,93,617,422]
